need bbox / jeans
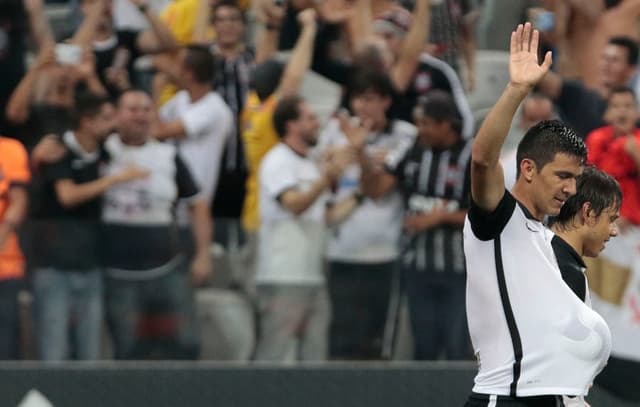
[254,284,330,361]
[33,268,102,360]
[105,260,199,360]
[0,278,22,359]
[406,270,471,360]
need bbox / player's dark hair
[515,120,587,178]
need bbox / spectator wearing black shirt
[538,36,639,139]
[359,90,472,360]
[72,0,178,99]
[27,93,147,361]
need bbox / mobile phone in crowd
[55,43,82,65]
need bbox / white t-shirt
[160,90,233,224]
[465,191,611,397]
[256,143,329,285]
[317,118,416,263]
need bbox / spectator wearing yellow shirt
[241,8,318,234]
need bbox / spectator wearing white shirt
[254,95,359,361]
[155,45,233,259]
[318,70,416,360]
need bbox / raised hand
[509,22,552,90]
[297,8,317,28]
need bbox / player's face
[532,153,583,216]
[584,205,620,257]
[212,6,245,47]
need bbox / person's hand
[31,134,67,166]
[297,8,317,28]
[73,48,98,80]
[32,43,57,71]
[317,0,353,24]
[190,251,213,286]
[337,110,372,152]
[113,166,150,184]
[509,22,552,90]
[403,209,445,234]
[257,0,286,27]
[105,67,131,91]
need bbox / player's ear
[520,158,536,182]
[581,202,595,226]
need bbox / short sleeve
[467,189,516,241]
[260,150,298,200]
[3,139,30,185]
[180,99,223,139]
[384,138,416,180]
[42,154,74,183]
[175,153,199,199]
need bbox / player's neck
[511,184,545,221]
[551,228,585,257]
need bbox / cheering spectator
[28,93,146,361]
[253,95,357,361]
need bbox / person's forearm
[346,0,372,51]
[256,27,281,65]
[473,83,530,168]
[26,3,53,48]
[391,0,429,91]
[277,23,317,96]
[281,175,331,215]
[441,210,467,226]
[70,0,104,47]
[56,176,121,208]
[144,11,179,51]
[326,194,359,225]
[189,200,213,255]
[6,69,38,124]
[84,73,109,96]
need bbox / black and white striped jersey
[386,137,473,274]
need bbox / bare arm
[188,199,213,286]
[346,0,373,52]
[23,0,54,48]
[325,194,360,225]
[192,0,212,44]
[54,168,148,208]
[152,120,187,140]
[280,175,332,215]
[391,0,430,92]
[0,187,28,249]
[565,0,604,21]
[134,0,179,53]
[255,2,285,64]
[6,45,55,124]
[471,23,552,212]
[70,0,107,47]
[275,9,318,97]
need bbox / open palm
[509,23,552,88]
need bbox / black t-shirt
[551,235,587,302]
[93,30,141,100]
[25,133,109,270]
[556,80,606,140]
[386,137,472,274]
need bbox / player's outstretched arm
[470,23,552,212]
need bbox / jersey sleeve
[467,189,516,241]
